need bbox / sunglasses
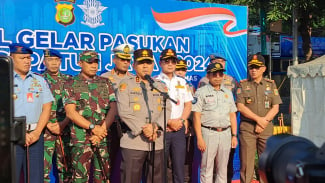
[248,65,262,70]
[162,59,177,64]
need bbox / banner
[0,0,247,88]
[0,0,247,181]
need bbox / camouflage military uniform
[43,71,72,183]
[62,74,116,183]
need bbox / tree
[185,0,325,61]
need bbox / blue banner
[280,35,325,58]
[0,0,247,181]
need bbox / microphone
[144,74,155,85]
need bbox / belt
[201,124,230,132]
[26,123,37,131]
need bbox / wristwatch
[232,134,237,137]
[89,124,95,130]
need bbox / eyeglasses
[162,59,177,65]
[137,60,153,65]
[119,58,131,63]
[209,71,224,77]
[248,65,262,70]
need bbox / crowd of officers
[10,42,282,183]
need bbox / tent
[287,55,325,147]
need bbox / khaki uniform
[117,75,171,150]
[101,69,133,92]
[117,75,171,183]
[236,78,282,183]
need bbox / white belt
[26,123,37,131]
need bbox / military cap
[248,54,265,67]
[134,49,154,62]
[43,49,62,58]
[160,48,177,60]
[209,53,226,62]
[176,59,187,69]
[79,50,99,63]
[113,44,134,60]
[207,62,225,73]
[9,43,33,54]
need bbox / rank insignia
[119,83,127,92]
[55,3,75,26]
[135,76,140,83]
[133,104,141,111]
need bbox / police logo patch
[55,3,75,26]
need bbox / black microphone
[144,74,155,85]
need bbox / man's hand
[197,137,206,152]
[25,131,41,146]
[47,122,61,135]
[256,117,269,129]
[142,123,158,141]
[255,125,264,134]
[92,125,107,139]
[167,118,183,131]
[90,135,101,145]
[231,136,238,148]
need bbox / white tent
[287,55,325,147]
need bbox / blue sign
[280,35,325,57]
[0,0,248,181]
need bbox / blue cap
[209,53,226,62]
[9,43,33,54]
[43,49,62,58]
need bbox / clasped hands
[142,123,159,142]
[166,118,184,132]
[90,125,107,145]
[255,116,269,134]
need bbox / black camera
[259,134,325,183]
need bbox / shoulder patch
[119,83,127,92]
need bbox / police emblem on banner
[78,0,107,28]
[55,3,75,26]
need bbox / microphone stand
[147,81,177,183]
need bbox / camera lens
[259,134,324,183]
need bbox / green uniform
[62,74,116,183]
[42,71,72,183]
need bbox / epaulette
[240,79,248,83]
[264,78,274,83]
